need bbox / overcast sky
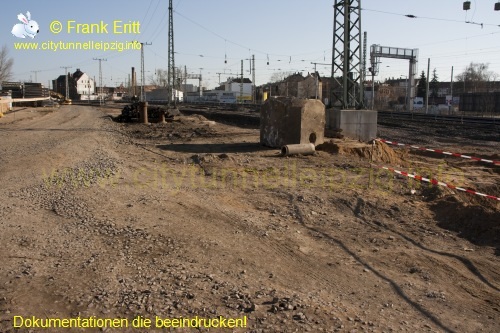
[2,0,500,89]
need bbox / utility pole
[30,70,41,83]
[311,62,331,101]
[167,0,175,107]
[199,68,203,98]
[93,58,107,105]
[140,42,152,102]
[425,58,430,114]
[240,60,244,104]
[314,63,318,99]
[184,66,187,101]
[60,66,72,100]
[252,54,256,103]
[450,66,454,115]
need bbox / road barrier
[375,165,500,201]
[377,138,500,165]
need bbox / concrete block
[260,97,325,148]
[326,109,377,142]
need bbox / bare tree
[149,67,184,88]
[455,62,497,93]
[149,69,168,87]
[269,71,293,84]
[0,45,14,83]
[298,75,318,99]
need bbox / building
[298,73,322,99]
[180,84,197,93]
[223,77,253,102]
[258,72,323,103]
[186,77,253,103]
[146,88,184,103]
[73,69,95,99]
[53,68,95,100]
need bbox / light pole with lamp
[400,75,409,111]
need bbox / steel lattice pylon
[167,0,175,106]
[330,0,364,109]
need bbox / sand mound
[177,114,210,123]
[316,140,404,166]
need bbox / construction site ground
[0,105,499,333]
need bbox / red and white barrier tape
[376,165,500,201]
[377,139,500,166]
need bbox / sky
[1,0,500,89]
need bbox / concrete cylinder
[281,143,315,156]
[139,102,148,124]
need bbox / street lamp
[400,75,408,111]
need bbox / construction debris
[115,102,180,123]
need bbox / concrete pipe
[281,143,315,156]
[139,101,148,124]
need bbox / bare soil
[0,105,499,333]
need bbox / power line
[414,30,500,48]
[148,9,169,42]
[140,0,154,26]
[30,70,41,83]
[362,7,500,27]
[174,9,330,59]
[140,0,162,35]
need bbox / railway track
[180,104,499,128]
[378,110,499,126]
[88,100,498,131]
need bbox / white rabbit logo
[11,11,39,39]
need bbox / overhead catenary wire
[362,7,500,27]
[173,9,331,59]
[171,5,500,86]
[140,0,162,35]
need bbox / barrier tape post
[375,165,500,201]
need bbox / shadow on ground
[430,195,500,256]
[157,142,275,154]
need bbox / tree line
[416,62,498,99]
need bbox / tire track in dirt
[267,188,460,332]
[198,192,342,293]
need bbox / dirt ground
[0,105,499,333]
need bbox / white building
[73,69,95,97]
[182,78,253,103]
[223,77,253,102]
[146,88,184,103]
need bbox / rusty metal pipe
[281,143,315,156]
